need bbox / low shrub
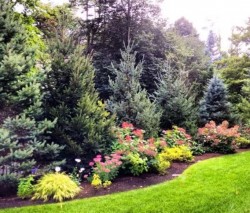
[161,146,194,162]
[126,153,148,176]
[32,173,81,202]
[236,137,250,148]
[162,126,204,155]
[17,175,35,199]
[154,154,171,175]
[198,120,240,154]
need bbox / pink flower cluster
[89,153,122,174]
[198,120,240,146]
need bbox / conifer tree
[154,63,197,132]
[107,44,161,137]
[0,0,64,192]
[199,76,232,125]
[44,12,114,159]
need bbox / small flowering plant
[162,126,203,155]
[111,122,161,175]
[89,153,122,183]
[198,120,240,153]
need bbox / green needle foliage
[44,12,114,159]
[107,44,161,137]
[199,76,232,125]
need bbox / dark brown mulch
[0,152,224,209]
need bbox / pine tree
[44,12,114,159]
[0,0,64,192]
[154,63,197,133]
[206,30,221,62]
[199,76,232,125]
[237,72,250,125]
[107,44,161,137]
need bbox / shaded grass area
[1,151,250,213]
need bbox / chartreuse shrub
[236,126,250,148]
[17,176,35,199]
[155,146,193,175]
[198,120,240,153]
[32,173,81,202]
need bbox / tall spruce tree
[154,63,197,133]
[199,76,232,125]
[0,0,64,193]
[107,44,161,137]
[44,12,114,160]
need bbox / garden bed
[0,152,224,209]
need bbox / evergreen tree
[154,63,197,133]
[199,76,232,125]
[107,44,161,137]
[0,0,64,192]
[237,71,250,125]
[44,12,114,159]
[206,30,221,62]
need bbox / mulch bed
[0,150,248,209]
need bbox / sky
[43,0,250,51]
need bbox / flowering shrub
[198,121,240,153]
[162,126,204,155]
[111,122,159,175]
[89,153,122,185]
[236,137,250,148]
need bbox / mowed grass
[1,151,250,213]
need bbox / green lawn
[2,151,250,213]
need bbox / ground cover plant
[1,151,250,213]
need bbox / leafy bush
[32,173,81,202]
[154,155,171,175]
[162,126,204,155]
[17,176,35,199]
[126,153,148,176]
[198,120,240,153]
[236,137,250,148]
[160,146,193,162]
[111,122,159,175]
[91,174,102,189]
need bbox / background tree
[107,44,161,137]
[206,30,221,62]
[199,76,232,125]
[70,0,168,99]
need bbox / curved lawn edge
[1,151,250,213]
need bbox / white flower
[75,158,81,163]
[55,166,61,172]
[79,168,85,173]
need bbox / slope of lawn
[1,151,250,213]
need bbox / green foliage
[17,175,35,199]
[236,137,250,148]
[154,63,198,132]
[126,153,148,176]
[199,76,232,125]
[44,13,114,159]
[32,173,81,202]
[154,154,171,175]
[108,44,161,137]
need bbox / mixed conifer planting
[0,0,250,206]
